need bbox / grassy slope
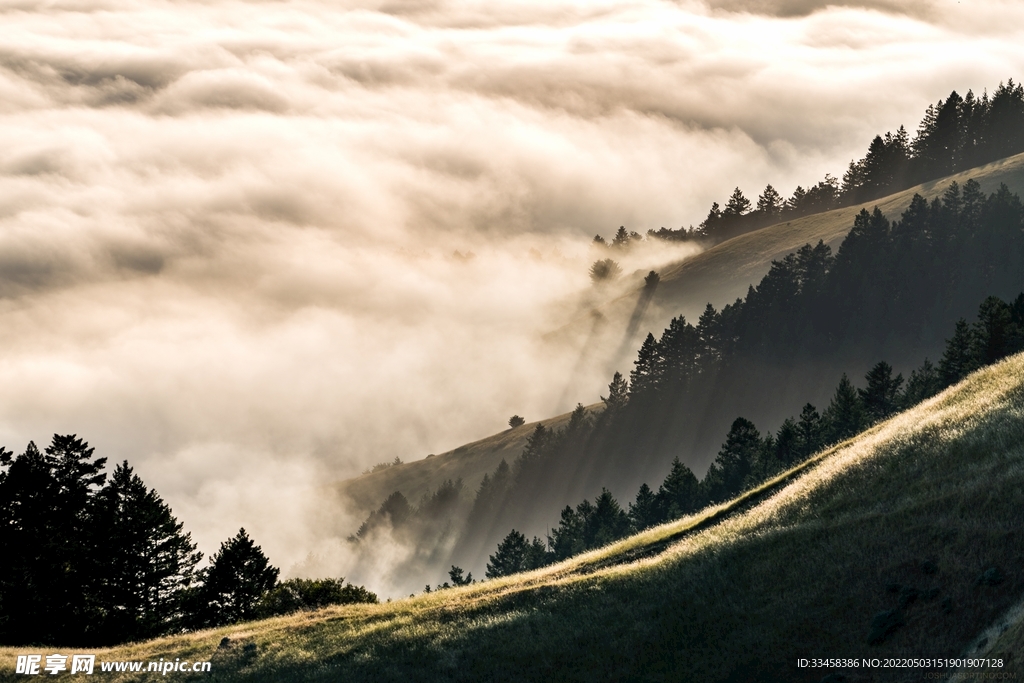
[335,153,1024,518]
[11,353,1024,682]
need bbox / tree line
[482,290,1024,578]
[599,79,1024,246]
[359,83,1024,587]
[349,477,465,542]
[458,180,1024,577]
[0,442,376,647]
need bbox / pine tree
[756,184,784,221]
[939,319,977,386]
[903,358,943,406]
[702,418,761,503]
[192,528,279,627]
[448,566,473,586]
[355,490,412,539]
[468,459,512,526]
[696,304,721,367]
[589,258,622,283]
[724,187,752,216]
[485,529,529,578]
[418,479,463,520]
[842,158,867,201]
[630,333,662,396]
[773,418,800,467]
[823,374,866,443]
[91,462,202,643]
[564,403,591,438]
[744,432,779,489]
[601,372,629,415]
[658,315,700,385]
[628,483,659,531]
[549,504,588,560]
[785,186,807,216]
[971,296,1013,366]
[521,425,549,463]
[586,489,630,548]
[699,202,723,239]
[0,436,107,645]
[524,536,552,570]
[797,403,822,460]
[654,457,698,520]
[0,442,60,644]
[858,361,904,423]
[611,226,632,249]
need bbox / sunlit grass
[3,354,1024,681]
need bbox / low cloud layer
[2,0,1024,591]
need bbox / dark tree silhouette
[630,333,661,395]
[448,566,473,586]
[0,436,107,645]
[628,483,659,531]
[91,461,202,643]
[797,404,823,460]
[486,529,527,578]
[257,578,377,618]
[903,359,942,406]
[724,187,752,216]
[589,258,622,283]
[508,415,526,429]
[549,504,587,560]
[602,372,630,415]
[587,488,631,548]
[859,361,904,423]
[190,528,279,628]
[756,184,784,221]
[703,418,761,503]
[940,319,977,386]
[355,490,412,539]
[655,457,698,520]
[823,374,867,444]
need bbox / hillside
[332,405,599,515]
[334,151,1024,520]
[574,150,1024,343]
[16,352,1023,682]
[652,151,1024,321]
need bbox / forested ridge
[462,179,1024,574]
[477,287,1024,578]
[635,79,1024,246]
[342,80,1024,586]
[354,176,1024,585]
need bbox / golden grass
[5,354,1024,681]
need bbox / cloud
[1,0,1024,591]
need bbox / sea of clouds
[2,0,1023,589]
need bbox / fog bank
[2,0,1024,589]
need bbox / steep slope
[647,150,1024,325]
[18,352,1023,683]
[550,150,1024,368]
[337,152,1024,521]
